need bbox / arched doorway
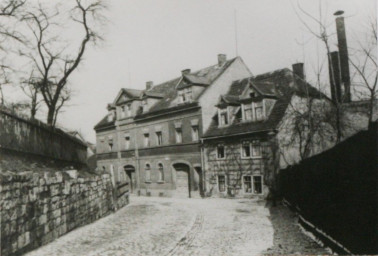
[124,165,136,193]
[173,163,191,198]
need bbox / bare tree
[18,0,106,126]
[19,70,42,119]
[349,19,377,124]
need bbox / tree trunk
[47,106,55,126]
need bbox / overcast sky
[6,0,376,142]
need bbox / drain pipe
[200,138,206,197]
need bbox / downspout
[200,138,206,197]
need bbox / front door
[173,163,190,198]
[124,165,136,193]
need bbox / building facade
[202,65,335,198]
[94,54,252,198]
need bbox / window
[145,164,151,182]
[251,140,262,157]
[219,109,229,126]
[243,104,253,121]
[217,144,225,159]
[253,176,263,194]
[241,141,251,158]
[120,106,126,118]
[178,88,193,103]
[107,111,114,122]
[191,126,199,141]
[125,136,130,149]
[108,137,113,151]
[255,106,263,121]
[126,104,132,116]
[243,176,252,193]
[218,175,226,192]
[156,131,163,146]
[144,133,150,147]
[158,163,164,182]
[175,128,182,143]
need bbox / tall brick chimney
[218,54,227,67]
[146,81,153,90]
[292,63,305,80]
[328,51,342,103]
[335,14,351,102]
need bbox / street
[25,196,328,256]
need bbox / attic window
[218,108,229,126]
[126,104,132,116]
[178,87,193,103]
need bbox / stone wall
[0,107,87,164]
[0,171,129,256]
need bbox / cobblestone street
[25,196,328,256]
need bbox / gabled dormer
[113,88,143,120]
[176,69,210,105]
[216,95,241,127]
[139,81,164,113]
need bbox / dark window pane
[253,176,262,194]
[218,175,226,192]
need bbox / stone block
[39,214,47,225]
[52,209,61,218]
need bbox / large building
[202,64,335,198]
[94,54,252,198]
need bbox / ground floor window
[145,164,151,182]
[253,175,263,194]
[218,175,226,192]
[243,176,252,193]
[158,163,164,182]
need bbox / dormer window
[178,87,193,103]
[218,108,229,126]
[120,105,126,119]
[107,111,114,122]
[126,104,132,116]
[242,101,265,122]
[242,104,253,121]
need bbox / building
[202,64,335,198]
[94,54,252,198]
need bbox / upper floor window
[217,144,225,159]
[144,133,150,147]
[242,101,265,122]
[178,87,193,103]
[120,106,126,118]
[175,128,182,143]
[241,141,251,158]
[243,104,253,121]
[156,131,163,146]
[125,135,130,150]
[251,140,262,157]
[107,111,114,122]
[158,163,164,182]
[126,104,132,116]
[191,126,199,141]
[145,164,151,182]
[218,108,229,126]
[108,136,113,151]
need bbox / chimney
[181,69,191,76]
[146,81,153,90]
[218,54,227,67]
[292,63,305,80]
[328,51,342,103]
[335,15,351,102]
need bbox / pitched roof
[136,57,238,117]
[203,68,326,139]
[94,115,115,130]
[123,88,143,98]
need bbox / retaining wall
[0,171,129,256]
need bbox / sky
[4,0,377,142]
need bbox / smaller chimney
[218,54,227,67]
[292,63,305,80]
[146,81,153,90]
[181,69,191,76]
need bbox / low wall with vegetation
[0,171,129,256]
[0,106,87,165]
[279,122,377,254]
